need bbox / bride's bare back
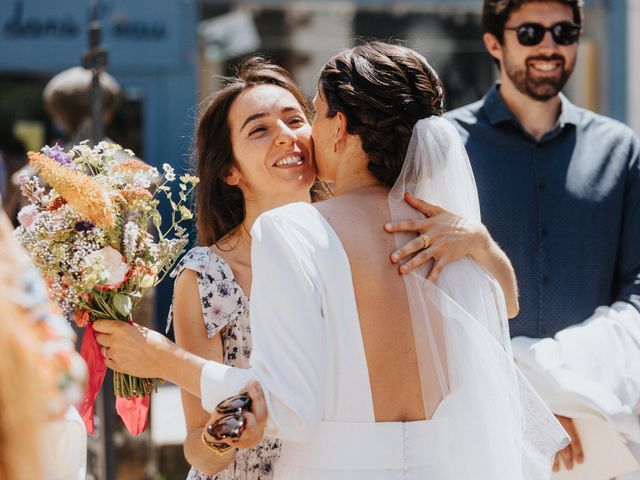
[315,187,426,422]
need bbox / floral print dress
[167,246,281,480]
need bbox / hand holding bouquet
[15,142,197,435]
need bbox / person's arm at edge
[469,225,519,319]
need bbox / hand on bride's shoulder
[384,192,487,282]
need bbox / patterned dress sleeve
[166,246,247,339]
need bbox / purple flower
[41,144,74,169]
[74,221,95,232]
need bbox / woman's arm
[93,313,269,458]
[171,269,237,475]
[384,192,519,318]
[93,321,204,396]
[94,270,236,475]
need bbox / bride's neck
[332,154,384,196]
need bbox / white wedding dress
[203,201,453,479]
[200,117,569,479]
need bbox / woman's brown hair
[319,42,445,187]
[195,57,312,246]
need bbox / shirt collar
[557,92,580,127]
[483,84,515,126]
[482,83,580,128]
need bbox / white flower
[17,204,39,227]
[139,273,156,289]
[175,225,187,238]
[180,174,199,185]
[131,171,151,189]
[162,163,176,181]
[122,222,140,260]
[178,205,193,220]
[95,140,112,151]
[85,246,129,290]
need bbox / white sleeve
[512,301,640,429]
[200,209,327,442]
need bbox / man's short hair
[482,0,584,44]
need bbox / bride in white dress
[193,42,568,478]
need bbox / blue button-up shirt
[445,85,640,338]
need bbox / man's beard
[505,54,574,101]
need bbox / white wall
[286,3,356,96]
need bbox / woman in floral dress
[166,57,318,479]
[169,248,280,479]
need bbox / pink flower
[73,309,90,328]
[87,246,129,290]
[17,204,39,227]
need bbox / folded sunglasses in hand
[202,393,253,455]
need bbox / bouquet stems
[90,297,162,398]
[113,370,161,398]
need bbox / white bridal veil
[389,116,569,479]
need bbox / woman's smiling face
[226,84,315,201]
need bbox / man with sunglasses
[446,0,640,477]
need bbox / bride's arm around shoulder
[250,205,328,441]
[201,204,328,442]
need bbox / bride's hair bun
[319,41,445,187]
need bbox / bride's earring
[333,143,338,153]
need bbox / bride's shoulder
[253,202,324,231]
[251,202,334,249]
[311,195,347,218]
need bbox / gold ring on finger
[420,233,431,249]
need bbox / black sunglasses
[205,393,253,444]
[504,22,581,46]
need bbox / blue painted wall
[0,0,199,330]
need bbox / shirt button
[538,182,546,191]
[541,228,549,237]
[542,275,551,284]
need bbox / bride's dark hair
[319,42,445,187]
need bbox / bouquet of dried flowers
[15,142,197,434]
